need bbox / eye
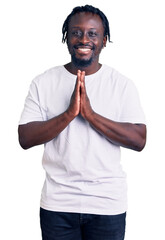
[88,31,97,37]
[72,30,82,37]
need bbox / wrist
[84,110,95,122]
[66,108,77,120]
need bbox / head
[62,5,111,44]
[62,5,111,69]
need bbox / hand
[67,70,81,118]
[79,71,94,120]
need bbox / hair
[62,5,111,43]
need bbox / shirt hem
[40,203,127,216]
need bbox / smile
[76,48,92,54]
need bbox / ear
[103,36,107,48]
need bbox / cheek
[93,36,104,47]
[66,39,74,52]
[94,40,104,52]
[67,38,77,52]
[67,34,77,44]
[66,43,72,55]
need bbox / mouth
[76,48,92,55]
[74,45,94,55]
[71,46,94,67]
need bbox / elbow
[135,141,146,152]
[18,137,31,150]
[133,136,147,152]
[18,126,31,150]
[132,124,147,152]
[20,144,30,150]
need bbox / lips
[74,44,94,55]
[76,48,92,54]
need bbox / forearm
[86,112,146,151]
[19,73,81,150]
[18,110,74,149]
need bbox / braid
[62,5,111,43]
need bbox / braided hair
[62,5,111,43]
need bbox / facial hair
[71,54,93,68]
[69,42,96,68]
[68,41,104,68]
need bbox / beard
[71,53,93,68]
[68,42,97,68]
[68,41,104,68]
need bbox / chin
[72,55,93,68]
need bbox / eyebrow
[71,27,97,30]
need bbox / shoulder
[32,65,64,85]
[102,64,134,89]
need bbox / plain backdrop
[0,0,165,239]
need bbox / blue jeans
[40,208,126,240]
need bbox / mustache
[74,43,95,50]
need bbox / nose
[79,32,90,44]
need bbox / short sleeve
[19,80,44,125]
[119,80,146,124]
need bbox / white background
[0,0,165,239]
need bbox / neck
[64,61,102,75]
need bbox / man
[18,5,146,240]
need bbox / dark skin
[18,12,146,151]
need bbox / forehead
[68,12,104,31]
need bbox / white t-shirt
[19,64,146,215]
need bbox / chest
[39,77,122,121]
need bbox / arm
[79,71,146,151]
[18,73,81,149]
[18,112,73,149]
[85,113,146,151]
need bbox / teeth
[79,48,91,52]
[78,48,91,52]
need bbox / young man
[18,5,146,240]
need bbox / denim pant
[40,208,126,240]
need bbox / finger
[80,71,85,82]
[75,70,81,90]
[77,70,81,81]
[74,70,81,92]
[80,71,86,92]
[80,78,86,95]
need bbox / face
[67,12,107,68]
